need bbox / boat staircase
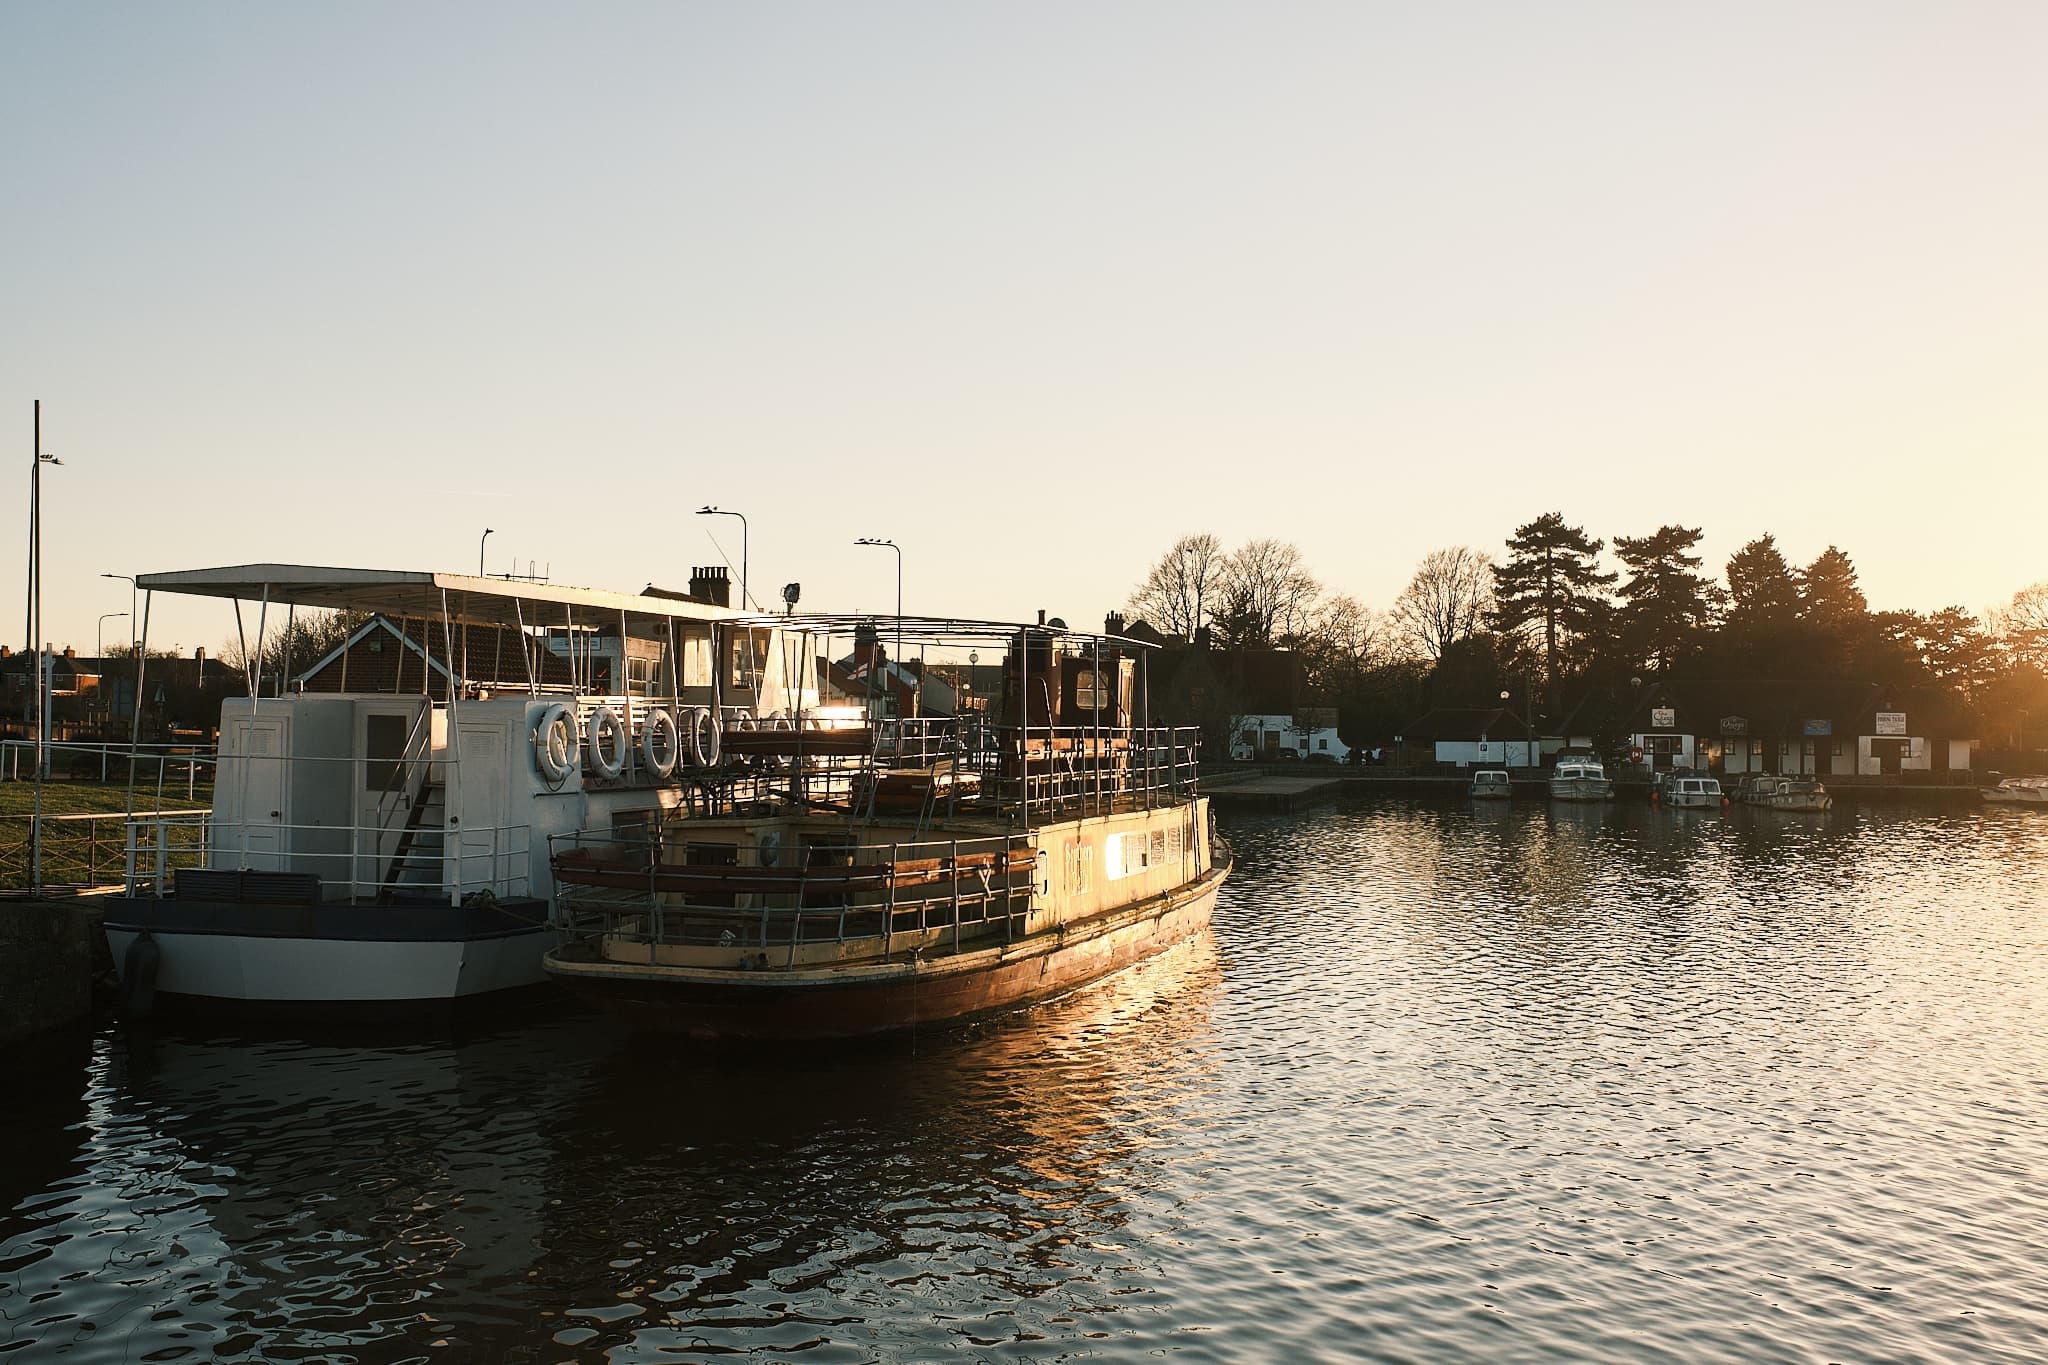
[374,706,446,902]
[379,780,446,900]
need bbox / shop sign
[1719,716,1748,735]
[1803,719,1832,737]
[1875,712,1907,736]
[1650,707,1676,730]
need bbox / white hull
[106,925,555,1004]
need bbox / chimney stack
[1105,610,1126,636]
[688,565,732,608]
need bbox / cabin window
[730,629,767,690]
[679,633,712,689]
[364,713,408,791]
[627,655,661,695]
[1075,668,1107,713]
[686,842,739,909]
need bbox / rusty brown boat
[543,615,1228,1038]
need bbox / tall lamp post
[478,527,494,577]
[101,573,137,650]
[29,402,62,892]
[697,507,748,610]
[854,537,902,710]
[99,612,129,658]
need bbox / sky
[4,2,2044,658]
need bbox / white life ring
[641,708,681,779]
[763,711,797,769]
[733,709,759,732]
[586,705,627,780]
[534,702,579,781]
[686,705,721,768]
[757,828,784,867]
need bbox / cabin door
[221,713,289,869]
[449,720,513,896]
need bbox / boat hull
[103,897,557,1012]
[546,861,1227,1039]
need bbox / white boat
[1981,775,2048,807]
[542,614,1228,1039]
[1469,769,1512,799]
[104,563,808,1015]
[1549,754,1614,802]
[1749,776,1833,812]
[1662,774,1725,809]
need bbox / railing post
[124,818,138,892]
[154,818,169,896]
[884,841,897,956]
[950,838,961,955]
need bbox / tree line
[1128,520,2048,752]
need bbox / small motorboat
[1469,769,1512,800]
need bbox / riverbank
[0,897,104,1043]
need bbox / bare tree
[1127,533,1226,639]
[1291,593,1386,694]
[1215,539,1321,647]
[1392,546,1493,662]
[1991,581,2048,673]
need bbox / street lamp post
[101,573,138,650]
[29,401,63,893]
[99,612,129,658]
[479,528,494,577]
[854,537,902,711]
[697,507,748,610]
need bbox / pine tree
[1720,534,1802,672]
[1490,512,1615,711]
[1613,525,1719,674]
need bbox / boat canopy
[133,565,1157,649]
[135,564,740,633]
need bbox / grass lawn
[0,781,213,890]
[0,781,212,817]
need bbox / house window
[1318,737,1329,750]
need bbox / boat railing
[120,807,534,904]
[549,827,1037,963]
[673,719,1204,826]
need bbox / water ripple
[2,797,2044,1361]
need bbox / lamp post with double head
[101,573,137,651]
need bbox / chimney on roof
[1193,625,1212,650]
[688,565,732,608]
[195,646,206,664]
[1105,610,1125,636]
[63,646,75,660]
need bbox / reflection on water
[4,798,2045,1362]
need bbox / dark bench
[172,869,325,905]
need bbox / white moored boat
[542,614,1228,1040]
[1549,753,1615,802]
[1662,774,1725,809]
[104,562,805,1015]
[1981,775,2048,808]
[1468,770,1512,800]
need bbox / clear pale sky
[5,2,2043,657]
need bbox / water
[4,797,2046,1362]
